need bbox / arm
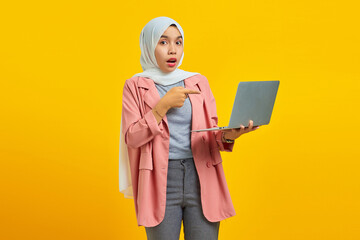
[121,80,164,149]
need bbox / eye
[176,41,183,45]
[160,40,167,45]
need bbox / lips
[167,58,177,63]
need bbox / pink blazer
[121,74,236,227]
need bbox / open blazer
[121,74,236,227]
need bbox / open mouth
[166,58,177,67]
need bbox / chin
[161,68,176,73]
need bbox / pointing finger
[183,89,201,94]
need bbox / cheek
[178,48,184,57]
[155,48,166,63]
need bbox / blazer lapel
[138,77,168,126]
[185,75,204,131]
[138,77,160,109]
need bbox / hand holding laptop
[221,120,260,141]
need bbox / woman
[119,16,259,240]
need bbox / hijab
[132,16,200,85]
[119,17,199,198]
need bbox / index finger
[182,89,201,94]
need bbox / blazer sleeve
[121,79,163,149]
[202,75,235,152]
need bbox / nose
[168,43,176,54]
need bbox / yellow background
[1,0,359,239]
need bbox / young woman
[119,16,259,240]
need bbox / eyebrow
[160,35,183,39]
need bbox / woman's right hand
[160,86,200,109]
[152,87,200,124]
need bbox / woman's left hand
[221,120,260,141]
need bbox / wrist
[161,99,171,110]
[153,107,164,119]
[156,101,170,116]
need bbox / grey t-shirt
[154,80,193,159]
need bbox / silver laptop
[191,81,280,132]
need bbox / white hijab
[119,17,199,198]
[132,16,199,85]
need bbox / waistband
[169,157,194,161]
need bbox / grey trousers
[145,157,220,240]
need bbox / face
[155,26,184,73]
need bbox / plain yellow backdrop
[1,0,359,239]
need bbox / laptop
[190,80,280,132]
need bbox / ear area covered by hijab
[119,17,200,199]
